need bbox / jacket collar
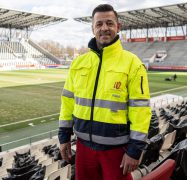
[88,35,122,55]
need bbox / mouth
[100,33,110,36]
[100,34,110,39]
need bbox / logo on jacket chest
[113,81,121,89]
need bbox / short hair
[92,4,118,21]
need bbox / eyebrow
[95,19,115,23]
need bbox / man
[58,4,151,180]
[173,74,177,81]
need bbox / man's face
[92,11,121,49]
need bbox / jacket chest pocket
[104,69,128,94]
[74,67,90,90]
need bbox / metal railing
[0,129,58,152]
[151,96,185,109]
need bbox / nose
[101,23,109,30]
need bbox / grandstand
[123,39,187,67]
[0,2,187,180]
[0,7,67,71]
[0,96,186,179]
[75,2,187,71]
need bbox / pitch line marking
[38,84,62,89]
[151,86,187,95]
[0,79,62,89]
[0,113,59,128]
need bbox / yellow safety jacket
[58,36,151,159]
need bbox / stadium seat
[38,155,49,163]
[0,159,14,169]
[47,164,71,180]
[166,139,187,179]
[45,161,59,178]
[132,169,145,180]
[0,168,8,178]
[32,150,45,159]
[140,134,164,166]
[167,121,187,147]
[39,158,53,166]
[161,130,176,151]
[159,122,169,134]
[140,159,176,180]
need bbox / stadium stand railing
[0,129,58,152]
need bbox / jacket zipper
[140,76,144,94]
[89,50,103,144]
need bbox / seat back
[140,134,164,166]
[45,161,59,178]
[161,130,176,150]
[39,158,53,166]
[47,164,71,180]
[140,159,176,180]
[159,122,169,134]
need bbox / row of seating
[123,40,187,66]
[0,99,186,179]
[0,137,76,179]
[0,39,57,68]
[132,100,187,179]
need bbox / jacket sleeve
[58,65,75,144]
[127,56,152,159]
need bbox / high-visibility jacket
[58,36,152,159]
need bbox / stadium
[0,2,187,180]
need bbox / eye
[96,23,102,27]
[107,21,114,26]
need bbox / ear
[117,22,122,33]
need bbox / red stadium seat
[140,159,176,180]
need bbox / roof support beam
[128,11,154,25]
[0,13,26,25]
[75,3,187,31]
[159,7,186,22]
[134,10,162,24]
[118,15,142,29]
[0,8,66,30]
[151,8,172,23]
[177,4,187,13]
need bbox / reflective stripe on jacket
[59,37,152,159]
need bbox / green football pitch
[0,69,186,150]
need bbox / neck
[96,35,119,50]
[96,42,104,50]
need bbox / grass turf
[0,69,186,133]
[0,69,68,133]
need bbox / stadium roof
[74,2,187,30]
[0,7,67,30]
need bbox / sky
[0,0,186,48]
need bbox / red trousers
[75,139,133,180]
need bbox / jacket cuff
[126,139,147,160]
[58,127,73,144]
